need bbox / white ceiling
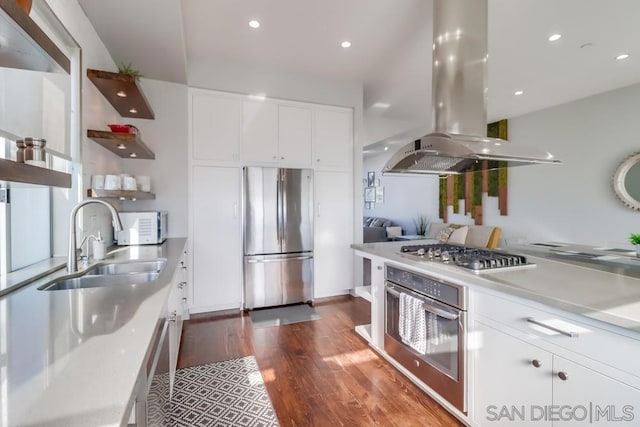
[77,0,640,139]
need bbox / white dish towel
[399,292,427,355]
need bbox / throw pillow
[363,217,374,227]
[427,223,448,239]
[386,226,402,238]
[439,224,469,244]
[369,218,388,227]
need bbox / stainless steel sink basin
[84,259,167,276]
[39,272,160,291]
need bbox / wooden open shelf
[0,158,71,188]
[88,189,155,201]
[87,69,154,119]
[0,0,70,74]
[87,130,155,159]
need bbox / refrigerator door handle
[246,255,314,263]
[276,169,281,245]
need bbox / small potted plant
[414,215,429,236]
[118,63,142,81]
[629,233,640,256]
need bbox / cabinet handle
[531,359,542,368]
[558,371,569,381]
[377,266,383,270]
[182,297,187,302]
[526,317,579,337]
[317,203,321,218]
[177,281,186,289]
[233,203,238,218]
[413,359,420,367]
[168,311,177,322]
[281,156,285,160]
[316,158,320,162]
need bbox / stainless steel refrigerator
[243,167,314,309]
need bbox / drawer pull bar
[526,317,579,338]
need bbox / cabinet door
[553,356,640,426]
[278,105,311,167]
[472,321,552,426]
[191,166,242,311]
[314,171,353,298]
[242,101,278,163]
[312,109,353,169]
[191,92,241,162]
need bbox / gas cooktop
[399,243,535,273]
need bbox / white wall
[121,78,188,237]
[363,151,440,234]
[483,82,640,248]
[362,83,640,248]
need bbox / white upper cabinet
[241,102,312,167]
[278,105,312,166]
[312,109,353,169]
[242,101,279,163]
[191,91,241,163]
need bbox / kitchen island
[352,240,640,426]
[0,237,187,427]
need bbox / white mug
[123,176,137,191]
[91,175,105,190]
[136,175,151,192]
[104,174,121,190]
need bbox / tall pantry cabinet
[188,88,354,313]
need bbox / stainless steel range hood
[383,0,561,175]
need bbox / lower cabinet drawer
[473,290,640,378]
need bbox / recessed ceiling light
[384,147,389,151]
[129,108,138,114]
[341,41,351,48]
[548,34,562,42]
[616,53,630,60]
[514,90,524,96]
[116,91,127,98]
[373,102,391,109]
[129,153,137,158]
[249,20,260,29]
[117,144,126,150]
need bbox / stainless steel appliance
[399,243,535,273]
[116,211,167,245]
[384,264,468,413]
[382,0,561,175]
[243,167,313,309]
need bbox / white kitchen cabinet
[472,290,640,427]
[314,170,353,298]
[312,108,353,169]
[553,356,640,425]
[241,102,312,167]
[472,320,552,426]
[278,105,312,166]
[242,101,279,163]
[191,166,242,312]
[191,91,241,163]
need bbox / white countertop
[1,238,187,427]
[352,240,640,336]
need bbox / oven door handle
[386,286,460,320]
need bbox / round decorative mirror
[613,152,640,210]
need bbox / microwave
[116,211,168,245]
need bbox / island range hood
[383,0,562,175]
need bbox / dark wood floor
[178,296,463,427]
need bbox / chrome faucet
[68,199,123,272]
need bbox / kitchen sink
[84,259,167,276]
[39,272,160,291]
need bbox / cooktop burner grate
[399,243,535,273]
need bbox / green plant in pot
[118,63,142,80]
[630,233,640,256]
[414,215,428,236]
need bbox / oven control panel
[386,265,463,309]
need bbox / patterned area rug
[148,356,279,426]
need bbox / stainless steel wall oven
[384,264,468,413]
